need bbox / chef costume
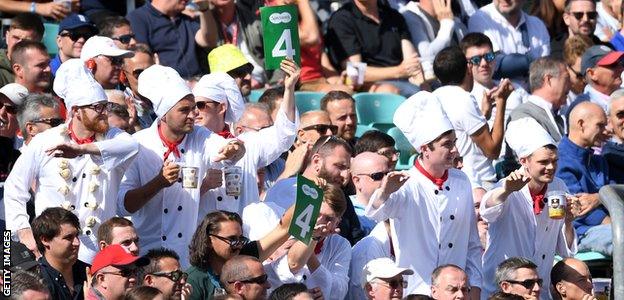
[117,65,232,268]
[480,118,577,300]
[365,91,483,295]
[4,58,139,263]
[194,72,298,216]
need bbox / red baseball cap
[90,244,149,275]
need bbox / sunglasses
[151,270,188,282]
[377,148,400,159]
[132,68,144,78]
[570,11,598,21]
[374,279,407,289]
[31,117,64,127]
[357,171,390,181]
[467,52,496,65]
[99,55,124,66]
[0,101,18,114]
[101,268,138,278]
[210,234,249,248]
[196,101,220,110]
[60,31,95,42]
[229,274,268,285]
[302,124,338,135]
[112,34,135,44]
[506,278,543,290]
[567,65,584,80]
[79,102,110,114]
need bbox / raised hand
[281,58,301,91]
[46,143,85,158]
[214,139,245,162]
[379,171,410,198]
[432,0,453,20]
[502,167,530,193]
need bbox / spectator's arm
[297,0,320,47]
[287,239,318,273]
[470,80,512,159]
[0,1,69,21]
[256,205,295,262]
[347,55,407,82]
[195,8,218,48]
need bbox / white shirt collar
[584,84,610,112]
[528,94,554,112]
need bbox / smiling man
[11,40,51,93]
[50,13,98,76]
[0,13,44,87]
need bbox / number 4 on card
[289,175,323,244]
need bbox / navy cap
[581,45,624,76]
[58,13,97,33]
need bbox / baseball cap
[0,83,29,106]
[58,13,97,33]
[90,244,149,276]
[80,36,134,61]
[10,241,39,272]
[581,45,624,75]
[362,258,414,287]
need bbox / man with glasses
[11,40,52,94]
[89,244,149,300]
[362,253,413,300]
[208,44,256,97]
[5,60,139,263]
[552,0,603,60]
[50,13,98,77]
[354,130,399,170]
[234,103,274,136]
[98,16,138,51]
[16,93,63,151]
[494,257,542,300]
[142,248,192,300]
[221,255,270,300]
[430,265,470,300]
[350,152,390,235]
[80,36,134,90]
[121,44,157,129]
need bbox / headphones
[119,70,128,86]
[85,58,97,73]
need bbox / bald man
[295,110,336,148]
[430,265,470,300]
[556,102,612,256]
[350,152,390,234]
[603,90,624,183]
[234,103,274,136]
[550,258,595,300]
[221,255,271,300]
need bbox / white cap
[192,72,245,124]
[53,59,107,109]
[138,65,192,119]
[0,83,28,106]
[80,36,134,61]
[362,258,414,287]
[506,117,556,158]
[393,91,453,148]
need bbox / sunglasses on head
[302,124,338,135]
[0,101,18,114]
[570,11,598,21]
[60,31,94,42]
[467,52,496,65]
[229,274,268,285]
[150,270,188,282]
[505,278,543,290]
[357,171,390,181]
[31,117,64,127]
[377,148,400,159]
[112,34,135,44]
[209,234,249,248]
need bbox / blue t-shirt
[127,3,203,78]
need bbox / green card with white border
[260,4,301,70]
[289,174,323,244]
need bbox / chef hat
[506,117,556,158]
[138,65,192,119]
[393,91,454,148]
[53,58,107,109]
[192,72,245,124]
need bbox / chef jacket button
[445,186,450,191]
[178,233,183,238]
[164,208,168,214]
[177,178,182,183]
[303,275,307,280]
[82,173,86,178]
[162,236,167,241]
[434,190,439,195]
[180,149,185,154]
[439,216,442,221]
[545,226,548,232]
[448,243,453,248]
[450,215,455,220]
[178,206,182,211]
[438,244,441,249]
[542,254,546,259]
[85,229,91,235]
[217,196,223,201]
[72,177,77,182]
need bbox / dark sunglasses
[150,270,188,282]
[79,102,110,114]
[375,279,407,289]
[229,274,268,285]
[302,124,338,135]
[0,101,18,114]
[196,101,220,110]
[100,55,124,66]
[210,234,249,248]
[112,34,135,44]
[357,171,390,181]
[570,11,598,21]
[567,65,584,80]
[101,268,138,278]
[132,68,144,78]
[506,278,543,290]
[60,31,95,42]
[467,52,496,65]
[31,117,64,127]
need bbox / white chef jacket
[479,178,577,300]
[117,122,227,268]
[199,108,297,216]
[434,85,494,189]
[365,167,483,295]
[4,124,138,263]
[468,3,550,60]
[265,234,351,300]
[347,222,393,300]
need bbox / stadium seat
[248,89,264,102]
[295,91,324,113]
[355,124,375,138]
[386,127,416,170]
[42,23,59,56]
[353,93,405,132]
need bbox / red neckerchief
[414,159,448,190]
[314,238,325,255]
[158,123,183,161]
[68,121,95,145]
[216,124,235,139]
[530,185,548,215]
